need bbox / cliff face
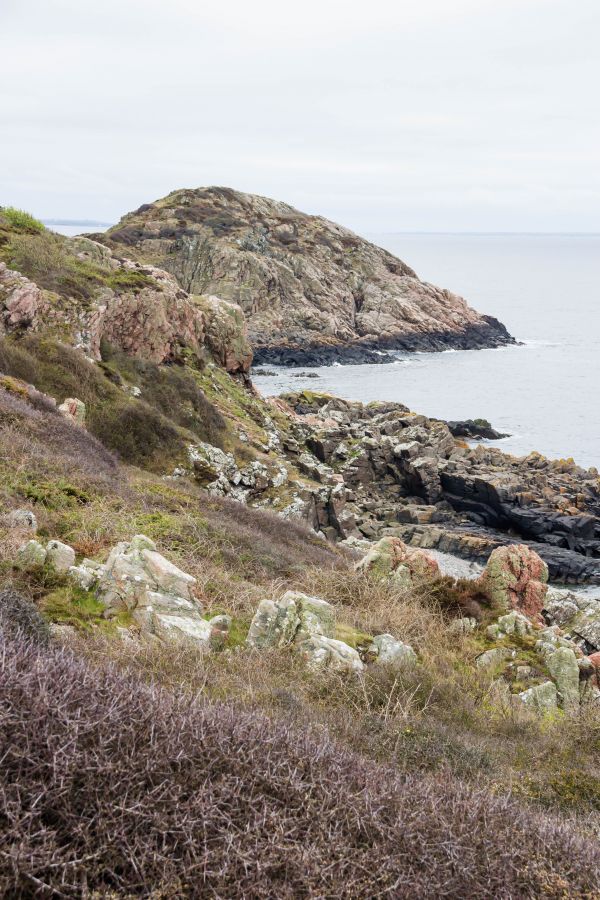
[96,187,514,365]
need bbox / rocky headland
[92,187,515,366]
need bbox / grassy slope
[1,370,600,830]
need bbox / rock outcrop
[0,248,252,377]
[280,392,600,583]
[93,187,514,365]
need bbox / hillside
[94,187,514,365]
[1,205,600,896]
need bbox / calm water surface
[256,234,600,469]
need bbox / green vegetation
[0,206,44,234]
[1,229,155,300]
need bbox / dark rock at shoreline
[445,418,510,441]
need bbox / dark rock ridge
[280,392,600,584]
[93,187,515,366]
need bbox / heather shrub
[1,633,599,898]
[0,589,50,644]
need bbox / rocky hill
[94,187,514,365]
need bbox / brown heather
[1,632,599,899]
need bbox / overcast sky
[1,0,598,232]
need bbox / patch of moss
[41,583,129,633]
[335,621,372,650]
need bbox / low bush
[0,589,50,644]
[1,632,598,898]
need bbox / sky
[1,0,599,233]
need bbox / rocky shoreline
[253,317,515,367]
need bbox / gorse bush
[0,206,44,234]
[1,632,599,898]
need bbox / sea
[49,223,600,469]
[254,233,600,470]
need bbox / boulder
[246,591,336,649]
[139,549,196,600]
[355,536,440,584]
[58,397,86,425]
[546,647,580,711]
[478,545,548,622]
[299,634,364,674]
[368,633,417,668]
[476,647,512,669]
[246,595,302,649]
[518,681,558,712]
[486,611,533,641]
[4,508,37,532]
[46,540,76,573]
[15,540,47,570]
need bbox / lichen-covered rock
[0,261,47,334]
[298,634,364,674]
[486,611,533,641]
[355,536,439,584]
[518,681,558,712]
[478,545,548,622]
[246,595,302,649]
[247,591,336,649]
[58,397,86,425]
[66,535,210,648]
[193,294,252,375]
[546,647,580,711]
[4,508,37,532]
[15,540,47,570]
[139,549,196,600]
[46,540,76,573]
[476,647,512,669]
[368,633,417,667]
[68,561,102,591]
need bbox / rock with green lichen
[518,681,558,712]
[15,539,47,570]
[478,544,548,622]
[546,647,580,711]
